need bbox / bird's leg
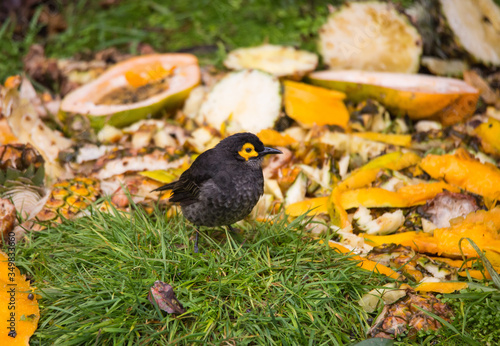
[227,225,237,234]
[194,228,200,254]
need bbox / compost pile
[1,0,500,343]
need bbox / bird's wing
[153,149,217,205]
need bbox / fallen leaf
[148,281,186,314]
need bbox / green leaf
[33,165,45,186]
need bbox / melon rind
[318,1,422,73]
[308,70,479,125]
[59,54,201,129]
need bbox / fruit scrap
[0,199,16,239]
[326,152,423,230]
[224,44,318,79]
[363,231,437,254]
[256,129,297,147]
[458,270,494,281]
[199,70,281,134]
[338,151,421,190]
[60,54,201,129]
[309,70,479,125]
[414,282,468,294]
[474,117,500,156]
[358,283,407,314]
[326,241,401,280]
[366,244,458,282]
[328,187,351,230]
[439,0,500,66]
[283,80,349,129]
[339,182,460,209]
[318,2,422,73]
[368,287,454,339]
[285,196,328,217]
[0,250,39,345]
[363,212,500,267]
[352,132,412,147]
[420,148,500,200]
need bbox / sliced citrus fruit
[60,54,200,129]
[309,70,479,125]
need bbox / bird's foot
[194,229,199,254]
[227,225,241,234]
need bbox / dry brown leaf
[148,281,186,314]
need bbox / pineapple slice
[224,44,318,79]
[318,2,422,73]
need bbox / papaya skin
[474,118,500,156]
[283,80,349,128]
[363,222,500,267]
[324,241,401,280]
[339,182,460,209]
[415,282,468,294]
[308,70,479,125]
[420,148,500,200]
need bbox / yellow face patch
[238,143,259,161]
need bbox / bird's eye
[245,148,252,153]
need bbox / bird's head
[216,132,282,165]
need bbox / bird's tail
[151,182,176,193]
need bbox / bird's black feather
[153,148,218,205]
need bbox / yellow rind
[309,70,479,125]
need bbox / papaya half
[60,54,200,129]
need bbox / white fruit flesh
[199,69,281,133]
[440,0,500,65]
[318,2,422,73]
[224,44,318,78]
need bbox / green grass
[8,205,495,345]
[14,208,379,345]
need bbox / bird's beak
[259,147,283,157]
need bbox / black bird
[153,132,282,252]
